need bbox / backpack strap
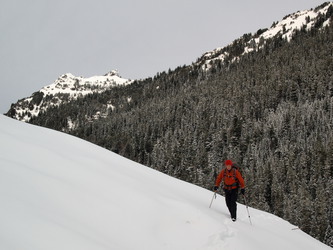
[223,168,237,179]
[223,168,239,189]
[232,168,238,182]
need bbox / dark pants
[224,188,238,219]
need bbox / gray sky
[0,0,327,113]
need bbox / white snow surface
[0,115,331,250]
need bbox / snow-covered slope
[0,114,331,250]
[197,2,333,70]
[6,70,132,122]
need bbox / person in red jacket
[214,159,245,221]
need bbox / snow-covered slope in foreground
[0,115,331,250]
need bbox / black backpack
[232,163,242,175]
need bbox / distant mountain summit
[6,70,132,122]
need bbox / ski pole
[209,190,217,208]
[243,194,252,225]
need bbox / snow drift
[0,115,331,250]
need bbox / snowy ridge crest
[41,70,130,97]
[7,70,133,122]
[197,2,333,70]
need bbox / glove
[241,188,245,195]
[213,186,219,191]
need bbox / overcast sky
[0,0,327,113]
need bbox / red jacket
[215,168,245,190]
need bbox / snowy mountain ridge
[5,2,333,123]
[7,70,132,122]
[196,2,333,70]
[42,70,130,96]
[0,114,332,250]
